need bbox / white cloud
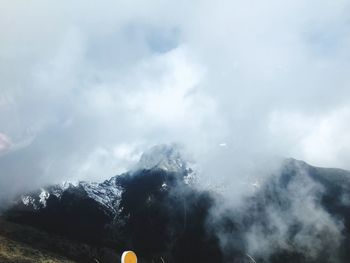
[1,0,350,198]
[0,133,11,153]
[270,107,350,168]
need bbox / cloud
[0,133,11,153]
[1,0,350,200]
[244,166,344,261]
[269,107,350,168]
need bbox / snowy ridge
[20,182,75,209]
[18,144,195,214]
[19,178,123,216]
[77,179,123,214]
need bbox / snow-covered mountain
[17,144,195,214]
[3,146,350,263]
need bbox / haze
[1,0,350,199]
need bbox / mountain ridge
[2,147,350,262]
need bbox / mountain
[1,146,350,263]
[214,158,350,263]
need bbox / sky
[1,0,350,198]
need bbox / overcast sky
[1,0,350,197]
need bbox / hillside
[0,219,119,263]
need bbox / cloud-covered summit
[1,0,350,198]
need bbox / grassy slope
[0,218,122,263]
[0,234,75,263]
[0,218,79,263]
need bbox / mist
[1,0,350,211]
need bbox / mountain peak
[134,144,190,174]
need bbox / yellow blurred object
[121,251,137,263]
